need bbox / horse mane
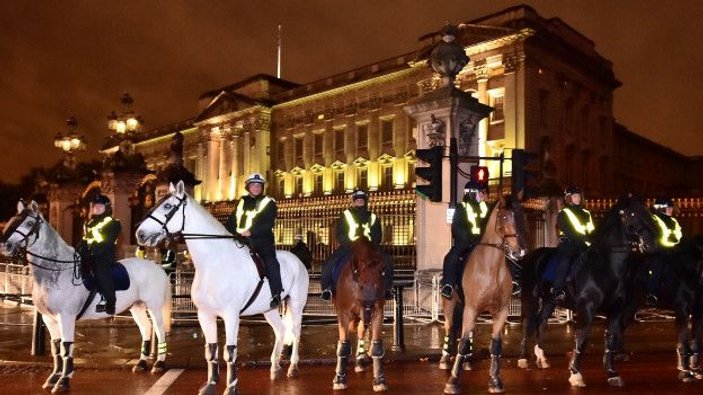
[183,193,232,235]
[587,195,632,246]
[350,237,380,271]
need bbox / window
[382,165,394,190]
[314,133,323,156]
[357,124,368,149]
[490,94,504,123]
[381,119,393,147]
[335,171,345,193]
[335,129,345,153]
[277,140,286,162]
[295,176,303,197]
[278,178,285,197]
[314,173,323,195]
[358,168,368,189]
[294,137,303,161]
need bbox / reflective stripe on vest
[559,207,594,246]
[652,215,682,248]
[83,216,114,245]
[463,201,488,235]
[235,196,274,234]
[343,209,377,241]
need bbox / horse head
[136,180,188,247]
[1,200,43,256]
[495,194,527,261]
[612,194,658,253]
[349,237,384,323]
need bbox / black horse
[624,235,703,382]
[517,196,658,388]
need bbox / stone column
[207,132,221,201]
[230,136,240,200]
[102,172,143,257]
[48,183,84,246]
[243,131,251,179]
[475,63,490,161]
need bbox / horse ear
[176,180,185,197]
[168,182,176,193]
[16,200,25,213]
[29,200,40,213]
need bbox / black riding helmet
[653,197,674,211]
[463,180,486,202]
[350,189,369,208]
[91,193,113,216]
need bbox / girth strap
[76,289,98,320]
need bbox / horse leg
[370,303,388,392]
[52,315,76,393]
[674,307,695,383]
[355,319,371,372]
[518,292,540,369]
[41,315,62,390]
[197,311,219,395]
[689,307,703,379]
[333,315,351,390]
[263,309,285,381]
[129,304,152,373]
[439,298,455,370]
[603,317,625,387]
[222,314,241,395]
[567,309,592,388]
[487,307,509,394]
[444,307,476,395]
[147,304,168,373]
[283,292,305,378]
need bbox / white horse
[135,181,309,395]
[0,201,172,393]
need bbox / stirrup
[270,294,281,309]
[550,287,565,301]
[440,284,454,299]
[320,289,333,301]
[511,281,522,296]
[646,293,658,306]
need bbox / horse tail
[282,300,295,346]
[162,276,173,333]
[282,252,308,346]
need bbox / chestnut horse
[332,236,388,392]
[443,195,526,394]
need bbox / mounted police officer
[440,180,490,299]
[320,189,394,301]
[551,185,594,301]
[646,198,682,305]
[76,193,121,315]
[226,173,283,309]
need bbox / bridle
[478,203,523,259]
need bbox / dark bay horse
[517,196,658,388]
[625,235,703,382]
[443,195,527,394]
[332,236,388,392]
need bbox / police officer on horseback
[646,197,682,305]
[226,173,283,309]
[551,185,594,301]
[76,193,121,315]
[440,180,490,299]
[320,189,394,301]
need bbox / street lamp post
[53,116,86,170]
[107,92,144,142]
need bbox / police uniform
[440,181,489,298]
[646,198,682,304]
[77,194,122,315]
[320,190,393,300]
[226,173,283,308]
[551,186,594,300]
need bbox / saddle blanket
[82,263,130,292]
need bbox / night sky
[1,0,702,183]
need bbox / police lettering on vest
[463,201,488,235]
[235,196,274,234]
[343,209,377,241]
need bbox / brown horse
[443,195,526,394]
[332,236,388,392]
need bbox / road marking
[143,368,184,395]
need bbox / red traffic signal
[470,165,489,184]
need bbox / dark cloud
[1,0,701,183]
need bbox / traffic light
[470,165,489,184]
[415,146,443,202]
[511,149,539,198]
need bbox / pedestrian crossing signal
[470,166,489,183]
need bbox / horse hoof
[517,358,529,369]
[607,376,625,387]
[488,385,505,394]
[42,374,60,389]
[692,370,703,380]
[462,361,472,371]
[270,368,282,381]
[51,378,70,393]
[223,386,238,395]
[568,372,586,387]
[333,382,348,390]
[443,383,460,395]
[151,360,167,374]
[678,370,696,383]
[536,359,550,369]
[287,365,300,378]
[355,365,366,373]
[439,355,451,370]
[133,359,149,373]
[373,382,388,392]
[198,383,217,395]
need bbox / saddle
[77,258,130,318]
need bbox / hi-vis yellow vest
[83,216,114,245]
[559,207,594,246]
[462,201,488,235]
[652,214,682,248]
[343,209,377,241]
[235,196,274,233]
